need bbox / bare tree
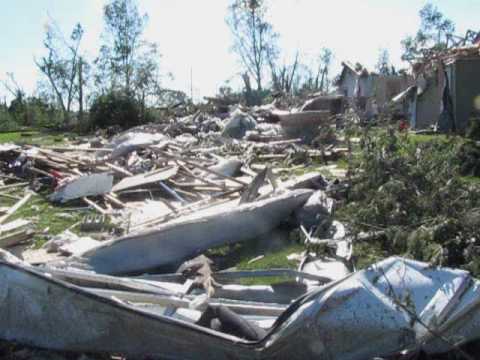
[375,48,393,75]
[296,48,334,94]
[227,0,278,92]
[35,20,84,123]
[1,73,24,99]
[315,48,333,93]
[1,73,26,123]
[269,51,300,94]
[77,56,87,123]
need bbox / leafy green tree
[95,0,160,96]
[401,3,455,62]
[95,0,163,123]
[1,72,63,128]
[89,91,141,129]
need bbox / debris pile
[2,96,480,359]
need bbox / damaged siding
[340,70,358,97]
[409,68,445,130]
[375,75,414,106]
[453,58,480,132]
[414,76,443,129]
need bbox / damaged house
[336,61,413,117]
[393,44,480,132]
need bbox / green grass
[3,191,94,248]
[233,241,304,285]
[461,176,480,185]
[335,158,349,170]
[234,244,304,271]
[0,130,75,146]
[1,129,93,248]
[0,132,22,143]
[207,237,305,285]
[407,133,449,145]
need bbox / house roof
[415,44,480,69]
[336,61,370,85]
[443,44,480,64]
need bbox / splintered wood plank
[0,219,32,234]
[0,193,33,225]
[0,229,34,248]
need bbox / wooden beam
[0,193,33,225]
[0,182,29,191]
[82,197,109,215]
[153,150,248,187]
[0,229,34,248]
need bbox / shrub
[339,129,480,274]
[0,109,20,132]
[89,91,142,129]
[466,115,480,141]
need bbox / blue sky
[0,0,478,102]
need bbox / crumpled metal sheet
[1,255,479,359]
[64,189,313,275]
[261,257,480,359]
[49,173,114,203]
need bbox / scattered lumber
[0,228,34,248]
[0,193,33,225]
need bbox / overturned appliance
[1,253,480,359]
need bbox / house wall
[409,95,417,126]
[413,75,443,129]
[358,76,375,98]
[453,58,480,132]
[412,68,445,130]
[301,96,345,114]
[339,70,358,97]
[338,67,414,114]
[374,75,414,106]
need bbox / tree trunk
[141,91,146,124]
[319,68,326,93]
[242,73,254,106]
[78,57,84,125]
